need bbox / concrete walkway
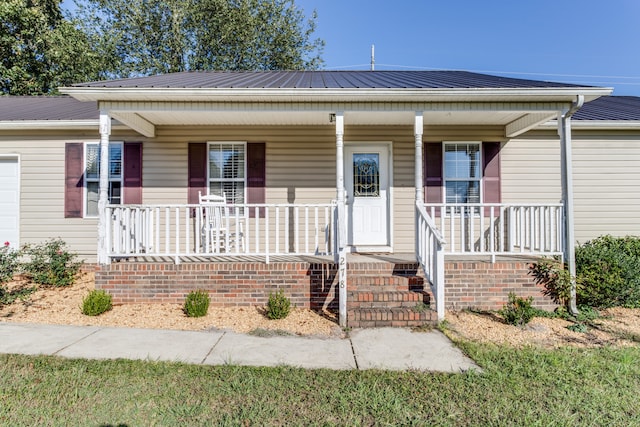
[0,323,479,372]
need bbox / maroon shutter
[482,142,501,216]
[123,142,142,204]
[188,142,207,205]
[423,143,443,216]
[65,143,84,218]
[247,142,266,218]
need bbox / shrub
[499,292,535,326]
[81,290,113,316]
[183,290,210,318]
[575,235,640,308]
[529,257,575,307]
[266,289,291,320]
[22,239,82,287]
[0,241,21,285]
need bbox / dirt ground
[1,272,640,347]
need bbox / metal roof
[573,96,640,121]
[72,70,591,90]
[0,96,99,121]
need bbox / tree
[72,0,324,77]
[0,0,107,95]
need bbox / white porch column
[335,111,347,328]
[335,111,346,249]
[97,109,111,265]
[414,111,424,204]
[558,95,583,315]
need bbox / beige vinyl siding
[507,130,640,244]
[501,135,562,203]
[0,134,97,260]
[572,135,640,243]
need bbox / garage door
[0,157,19,247]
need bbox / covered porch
[61,71,610,326]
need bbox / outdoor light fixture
[329,113,336,123]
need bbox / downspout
[559,95,583,315]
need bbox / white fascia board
[0,120,128,131]
[539,120,640,130]
[61,86,613,104]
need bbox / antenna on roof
[371,44,375,71]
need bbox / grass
[1,343,640,425]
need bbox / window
[208,143,245,205]
[443,142,481,205]
[85,142,123,216]
[353,153,380,197]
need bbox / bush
[22,239,82,287]
[0,242,21,285]
[183,290,210,318]
[529,257,575,307]
[575,235,640,308]
[81,290,113,316]
[499,292,535,326]
[266,289,291,320]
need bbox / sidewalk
[0,322,479,372]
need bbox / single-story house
[1,70,639,327]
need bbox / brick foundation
[96,261,340,310]
[95,258,555,314]
[444,259,556,311]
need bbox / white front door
[0,157,19,247]
[345,145,389,248]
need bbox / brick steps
[348,290,428,308]
[347,275,425,290]
[347,266,435,328]
[347,307,437,328]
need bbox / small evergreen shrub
[183,290,210,318]
[266,289,291,320]
[81,290,113,316]
[0,241,21,285]
[22,239,83,287]
[499,292,535,326]
[575,235,640,308]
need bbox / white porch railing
[424,203,564,259]
[416,202,446,321]
[104,202,337,264]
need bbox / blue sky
[62,0,640,95]
[295,0,640,95]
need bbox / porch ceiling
[106,103,564,138]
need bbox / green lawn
[1,342,639,426]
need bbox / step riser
[349,291,429,309]
[348,308,437,328]
[347,276,425,286]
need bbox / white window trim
[83,141,123,218]
[206,141,247,205]
[442,141,482,214]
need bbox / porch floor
[109,252,541,264]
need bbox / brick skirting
[95,258,554,312]
[96,261,339,310]
[444,259,556,311]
